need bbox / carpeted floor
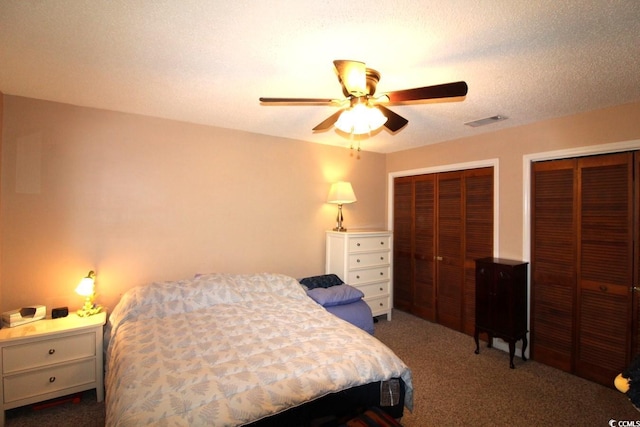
[374,309,640,426]
[5,309,640,426]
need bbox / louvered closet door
[393,177,413,312]
[413,175,436,320]
[531,159,577,372]
[436,171,464,330]
[463,168,494,336]
[576,153,633,385]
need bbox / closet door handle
[435,256,443,261]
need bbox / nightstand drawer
[358,281,389,299]
[3,332,95,374]
[348,236,390,253]
[347,267,389,285]
[3,358,96,403]
[348,252,390,268]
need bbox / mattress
[104,273,412,426]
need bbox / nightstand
[0,312,106,426]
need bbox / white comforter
[104,273,413,426]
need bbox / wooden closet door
[436,171,464,330]
[576,153,633,385]
[393,177,413,312]
[413,175,436,320]
[463,168,494,335]
[531,159,577,372]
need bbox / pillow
[306,284,364,307]
[299,274,344,290]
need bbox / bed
[104,273,413,426]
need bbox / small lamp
[75,270,102,317]
[327,181,357,232]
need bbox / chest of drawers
[326,230,393,320]
[0,312,106,425]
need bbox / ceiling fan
[259,60,468,135]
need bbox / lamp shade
[334,104,387,135]
[327,181,357,204]
[75,271,95,297]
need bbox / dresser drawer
[365,296,390,316]
[358,281,389,299]
[3,358,96,403]
[3,332,95,374]
[348,236,391,253]
[348,251,390,268]
[347,267,390,285]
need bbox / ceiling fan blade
[377,105,409,132]
[333,60,367,96]
[384,81,468,103]
[259,97,334,104]
[312,109,344,131]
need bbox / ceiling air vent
[465,115,508,127]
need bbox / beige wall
[0,95,387,313]
[386,101,640,260]
[0,92,3,310]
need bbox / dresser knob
[380,272,384,276]
[356,275,360,279]
[49,377,56,383]
[379,302,384,306]
[380,257,384,260]
[379,287,383,291]
[357,259,360,263]
[48,349,55,355]
[357,243,361,247]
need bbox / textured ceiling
[1,1,639,154]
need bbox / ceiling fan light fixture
[335,103,388,135]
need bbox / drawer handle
[380,272,384,276]
[380,256,384,261]
[357,259,361,263]
[49,377,56,383]
[379,302,384,306]
[357,243,361,247]
[48,349,56,355]
[356,275,360,279]
[380,241,385,246]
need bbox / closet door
[532,152,636,387]
[576,153,633,385]
[393,177,413,312]
[463,168,495,335]
[436,171,464,330]
[531,159,577,372]
[413,175,436,320]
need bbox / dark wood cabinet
[474,257,528,368]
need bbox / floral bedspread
[104,273,413,426]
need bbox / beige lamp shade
[334,104,387,135]
[327,181,357,204]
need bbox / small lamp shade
[327,181,357,204]
[75,275,95,297]
[327,182,357,232]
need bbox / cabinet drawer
[365,296,390,316]
[3,332,95,374]
[358,281,389,299]
[348,251,390,268]
[349,236,391,253]
[3,358,96,403]
[347,268,389,285]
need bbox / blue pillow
[306,284,364,307]
[299,274,344,290]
